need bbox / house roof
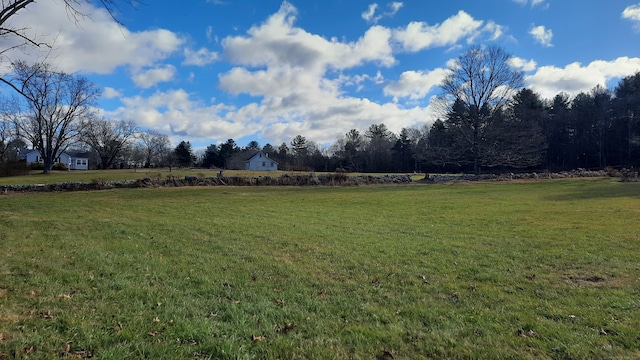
[65,151,90,159]
[245,151,279,164]
[18,148,89,159]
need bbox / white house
[244,151,278,171]
[19,149,89,170]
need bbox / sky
[4,0,640,151]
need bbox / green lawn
[1,179,639,359]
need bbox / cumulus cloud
[383,68,449,100]
[132,65,177,88]
[391,10,502,52]
[529,25,553,46]
[622,4,640,29]
[108,89,242,140]
[526,57,640,99]
[509,57,538,71]
[222,2,395,73]
[183,47,219,66]
[103,87,122,99]
[4,1,184,74]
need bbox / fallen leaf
[381,349,395,358]
[275,299,284,307]
[0,332,3,343]
[251,335,266,342]
[24,346,35,354]
[30,290,38,297]
[65,342,71,352]
[40,310,53,319]
[59,294,72,300]
[148,332,157,337]
[371,278,380,286]
[152,317,160,323]
[157,302,162,308]
[281,323,296,334]
[599,328,618,336]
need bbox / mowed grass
[0,179,639,359]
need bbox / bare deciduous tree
[2,61,100,173]
[439,45,524,174]
[80,117,137,169]
[136,129,171,168]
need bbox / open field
[1,179,639,359]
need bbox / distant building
[244,151,278,171]
[19,149,90,170]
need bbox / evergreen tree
[174,141,195,168]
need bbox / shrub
[29,162,44,170]
[53,162,68,171]
[0,160,29,177]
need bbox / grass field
[0,178,639,359]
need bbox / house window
[271,162,274,167]
[82,160,87,165]
[262,162,266,166]
[77,159,82,165]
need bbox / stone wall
[0,174,413,194]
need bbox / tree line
[1,42,638,175]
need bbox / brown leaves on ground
[275,323,296,334]
[39,310,53,319]
[599,328,619,336]
[381,349,395,358]
[58,342,94,359]
[251,335,267,342]
[517,328,537,337]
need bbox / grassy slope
[0,179,639,359]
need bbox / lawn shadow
[544,181,640,201]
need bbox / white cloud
[103,87,122,99]
[513,0,548,8]
[183,48,219,66]
[526,57,640,99]
[509,57,538,71]
[132,65,177,88]
[622,4,640,29]
[109,89,242,139]
[392,10,502,52]
[529,25,553,46]
[362,2,403,24]
[383,68,449,101]
[362,3,379,22]
[222,2,395,73]
[4,1,184,74]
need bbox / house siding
[20,149,89,170]
[244,151,278,171]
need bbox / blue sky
[6,0,640,150]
